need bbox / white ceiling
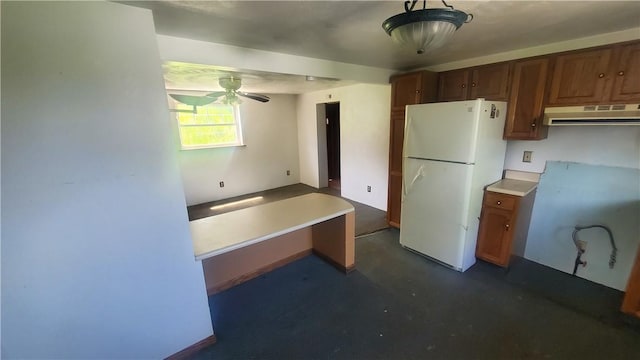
[123,0,640,94]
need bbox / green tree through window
[176,103,243,149]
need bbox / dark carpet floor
[192,228,640,360]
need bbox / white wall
[1,2,212,358]
[176,94,301,205]
[157,35,395,85]
[504,127,640,173]
[523,162,639,290]
[297,84,391,210]
[503,126,640,290]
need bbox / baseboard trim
[207,249,312,296]
[165,334,217,360]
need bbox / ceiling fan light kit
[382,0,472,54]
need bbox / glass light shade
[382,8,469,54]
[390,20,457,54]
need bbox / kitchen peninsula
[190,193,356,295]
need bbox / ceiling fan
[169,77,270,111]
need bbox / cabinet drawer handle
[471,82,477,87]
[416,90,421,94]
[531,123,536,128]
[496,200,502,205]
[618,71,624,76]
[505,224,510,231]
[598,73,605,78]
[461,84,467,88]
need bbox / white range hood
[543,104,640,126]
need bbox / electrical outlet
[367,185,371,192]
[219,181,224,188]
[523,151,533,163]
[286,170,290,176]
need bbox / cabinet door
[476,206,514,267]
[622,246,640,318]
[470,62,511,101]
[438,69,470,102]
[387,110,405,228]
[548,48,613,105]
[610,43,640,102]
[504,58,549,140]
[390,72,423,110]
[387,71,437,228]
[387,173,403,228]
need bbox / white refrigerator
[399,99,507,272]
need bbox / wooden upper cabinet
[391,72,423,109]
[610,42,640,102]
[470,62,512,101]
[548,48,613,105]
[438,63,511,102]
[390,71,438,110]
[504,58,549,140]
[438,69,470,102]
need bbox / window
[175,103,244,149]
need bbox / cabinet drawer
[483,192,517,211]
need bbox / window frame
[175,102,244,150]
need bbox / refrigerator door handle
[403,164,425,201]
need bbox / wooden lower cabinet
[621,246,640,318]
[476,189,536,267]
[476,206,514,267]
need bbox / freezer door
[404,100,482,164]
[399,158,474,270]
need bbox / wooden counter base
[202,228,312,295]
[192,194,356,295]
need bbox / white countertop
[190,193,355,261]
[486,178,538,197]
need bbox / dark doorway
[325,102,340,191]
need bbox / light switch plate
[523,151,533,163]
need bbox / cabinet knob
[618,71,625,76]
[531,123,536,128]
[598,73,605,78]
[471,82,477,87]
[416,90,421,94]
[505,224,510,231]
[496,200,502,205]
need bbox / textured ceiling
[122,0,640,94]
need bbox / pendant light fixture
[382,0,472,54]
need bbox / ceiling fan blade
[237,92,270,103]
[169,94,216,107]
[205,91,226,99]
